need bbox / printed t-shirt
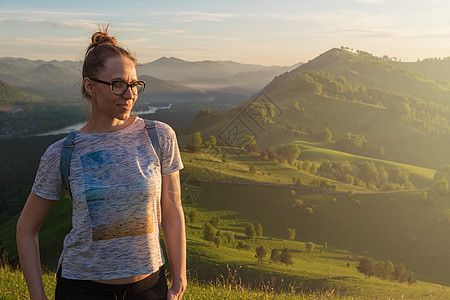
[31,117,183,280]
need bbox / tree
[209,217,220,227]
[384,261,394,281]
[247,102,276,124]
[255,246,268,263]
[209,135,217,147]
[432,180,449,196]
[243,135,259,153]
[260,149,268,160]
[335,132,368,155]
[305,242,314,253]
[305,206,314,216]
[292,199,304,208]
[277,144,301,165]
[255,223,263,237]
[270,248,281,264]
[245,223,256,240]
[192,131,203,146]
[394,263,408,283]
[292,100,304,112]
[268,148,277,161]
[222,153,229,163]
[407,271,416,285]
[434,164,450,182]
[285,228,295,240]
[389,167,414,189]
[185,143,201,153]
[280,248,293,266]
[188,208,198,224]
[213,236,222,248]
[224,231,235,244]
[374,261,386,280]
[248,164,257,174]
[318,128,332,142]
[356,257,374,279]
[203,223,216,242]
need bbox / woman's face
[88,55,139,123]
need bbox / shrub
[305,242,315,253]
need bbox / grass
[0,262,55,300]
[0,262,348,300]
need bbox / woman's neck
[80,116,136,133]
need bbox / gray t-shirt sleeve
[155,121,184,176]
[31,140,64,200]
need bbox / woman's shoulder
[43,137,65,157]
[35,136,66,166]
[139,118,176,138]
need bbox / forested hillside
[189,48,450,170]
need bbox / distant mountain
[0,56,297,99]
[0,58,80,97]
[139,75,211,103]
[138,57,267,80]
[138,57,299,92]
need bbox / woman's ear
[84,78,95,97]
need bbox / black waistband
[56,266,165,295]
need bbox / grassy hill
[187,49,450,170]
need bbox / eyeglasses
[89,78,146,96]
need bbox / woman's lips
[118,103,132,110]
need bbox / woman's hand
[167,284,186,300]
[161,171,186,300]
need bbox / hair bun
[91,31,117,47]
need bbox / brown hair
[82,26,137,99]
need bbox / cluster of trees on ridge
[432,165,450,196]
[293,70,450,140]
[317,160,414,192]
[193,214,304,267]
[283,124,385,159]
[185,130,415,192]
[357,257,416,285]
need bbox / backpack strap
[61,130,76,197]
[144,120,162,167]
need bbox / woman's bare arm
[161,171,186,299]
[16,192,55,300]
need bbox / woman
[16,27,186,300]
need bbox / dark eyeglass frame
[89,77,146,95]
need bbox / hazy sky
[1,0,449,66]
